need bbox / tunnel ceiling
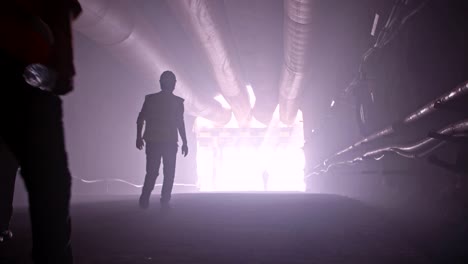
[75,0,376,126]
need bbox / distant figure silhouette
[137,71,188,209]
[262,170,269,191]
[0,138,18,243]
[0,1,82,263]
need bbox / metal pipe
[166,0,251,126]
[363,120,468,159]
[278,0,314,125]
[318,81,468,169]
[74,0,231,125]
[311,119,468,175]
[404,81,468,123]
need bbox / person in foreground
[0,0,81,263]
[136,71,189,209]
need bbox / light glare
[214,94,231,109]
[195,109,305,192]
[246,84,256,108]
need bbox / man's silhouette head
[160,71,176,93]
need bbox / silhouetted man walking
[137,71,188,209]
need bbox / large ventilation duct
[224,0,283,125]
[74,0,231,125]
[278,0,314,125]
[166,0,251,126]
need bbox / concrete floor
[0,192,466,263]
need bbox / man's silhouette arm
[177,103,188,156]
[136,99,147,150]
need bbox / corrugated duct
[166,0,252,126]
[74,0,231,125]
[279,0,314,125]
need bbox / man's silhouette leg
[1,52,72,263]
[140,142,162,209]
[1,88,73,263]
[161,143,177,204]
[0,139,18,243]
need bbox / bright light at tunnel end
[195,95,306,192]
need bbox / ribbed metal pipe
[166,0,251,126]
[278,0,314,125]
[74,0,231,125]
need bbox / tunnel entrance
[194,107,305,192]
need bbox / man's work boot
[0,229,13,243]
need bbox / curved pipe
[364,120,468,160]
[74,0,231,125]
[320,81,468,168]
[310,119,468,175]
[278,0,314,125]
[166,0,251,126]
